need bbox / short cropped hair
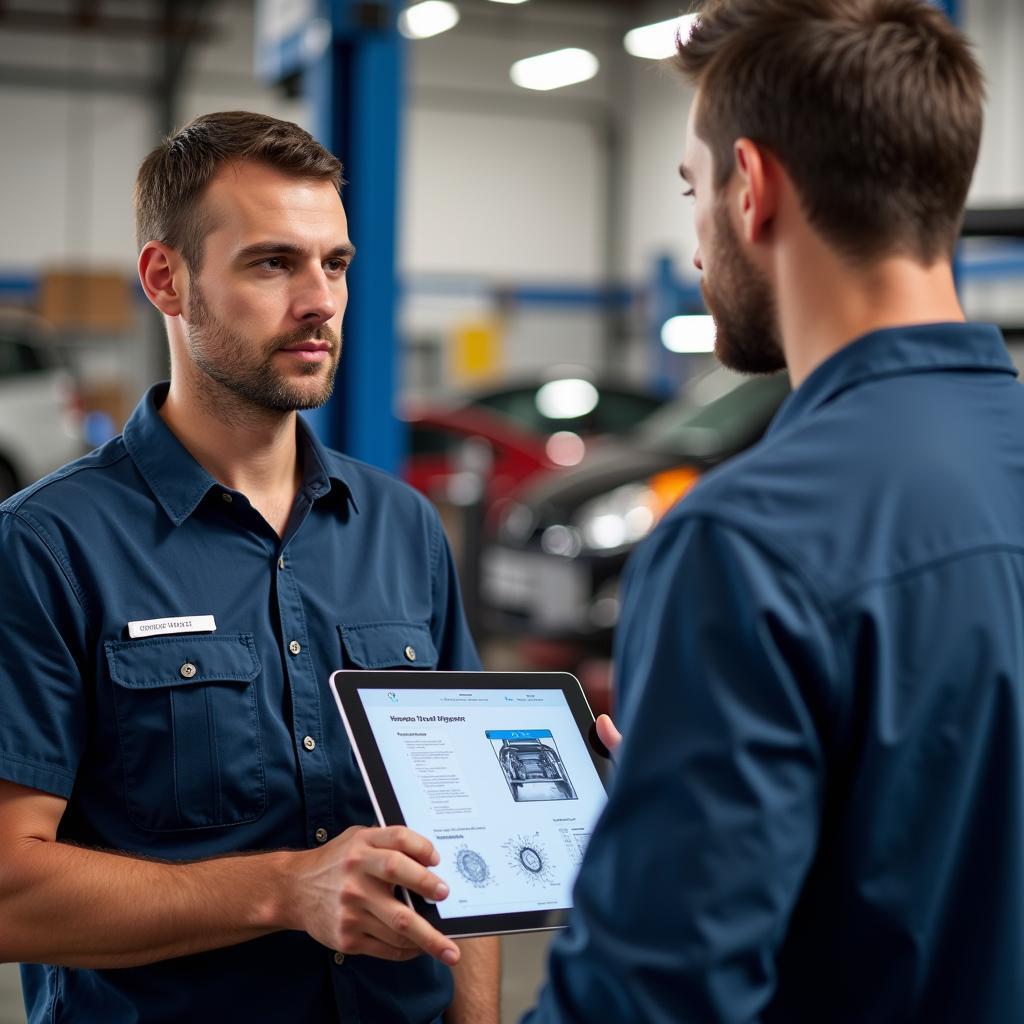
[133,110,344,270]
[677,0,985,263]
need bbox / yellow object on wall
[452,320,503,383]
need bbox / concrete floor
[0,932,552,1023]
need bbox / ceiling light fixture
[661,315,716,353]
[624,14,699,60]
[510,48,599,91]
[399,1,460,40]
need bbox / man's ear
[733,138,777,244]
[138,241,187,318]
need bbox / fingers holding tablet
[289,824,461,966]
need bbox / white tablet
[329,670,610,937]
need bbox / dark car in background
[479,367,790,711]
[468,374,666,440]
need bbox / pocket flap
[105,633,261,689]
[338,622,438,669]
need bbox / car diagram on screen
[485,729,577,802]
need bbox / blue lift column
[302,0,406,473]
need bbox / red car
[402,403,555,512]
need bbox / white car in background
[0,311,83,501]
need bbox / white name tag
[128,615,217,639]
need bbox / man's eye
[260,257,285,271]
[682,188,696,200]
[325,259,349,274]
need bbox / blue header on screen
[485,729,554,740]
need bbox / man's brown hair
[133,110,344,270]
[677,0,985,263]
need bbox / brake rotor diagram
[503,833,558,886]
[453,846,492,888]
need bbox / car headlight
[572,467,701,551]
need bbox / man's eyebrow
[678,163,693,182]
[233,241,357,262]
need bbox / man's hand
[0,781,460,969]
[595,714,622,755]
[285,825,461,966]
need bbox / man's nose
[292,267,339,324]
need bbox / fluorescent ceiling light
[661,314,716,353]
[624,14,699,60]
[399,1,460,40]
[487,0,530,4]
[511,48,599,91]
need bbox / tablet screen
[355,684,607,921]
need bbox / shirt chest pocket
[338,622,438,669]
[105,634,265,832]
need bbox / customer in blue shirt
[526,1,1024,1021]
[0,112,498,1023]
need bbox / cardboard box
[38,269,134,332]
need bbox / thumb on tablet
[595,714,622,755]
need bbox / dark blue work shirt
[526,323,1024,1023]
[0,383,480,1024]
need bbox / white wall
[399,9,624,381]
[401,107,605,283]
[0,0,303,275]
[618,1,698,284]
[0,51,151,269]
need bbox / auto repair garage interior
[0,0,1021,1021]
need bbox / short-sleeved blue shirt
[525,323,1024,1023]
[0,383,480,1024]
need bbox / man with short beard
[0,112,498,1024]
[525,1,1024,1022]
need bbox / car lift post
[300,0,407,473]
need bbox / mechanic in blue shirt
[0,112,499,1024]
[526,1,1024,1021]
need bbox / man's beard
[702,195,785,375]
[186,279,341,412]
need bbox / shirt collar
[767,322,1017,437]
[296,412,360,515]
[123,382,357,526]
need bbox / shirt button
[334,952,345,966]
[315,828,329,844]
[404,646,417,662]
[221,492,233,503]
[180,662,197,679]
[288,640,302,655]
[278,556,286,570]
[303,735,316,751]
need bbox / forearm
[445,936,501,1024]
[0,836,296,968]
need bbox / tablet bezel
[329,669,609,938]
